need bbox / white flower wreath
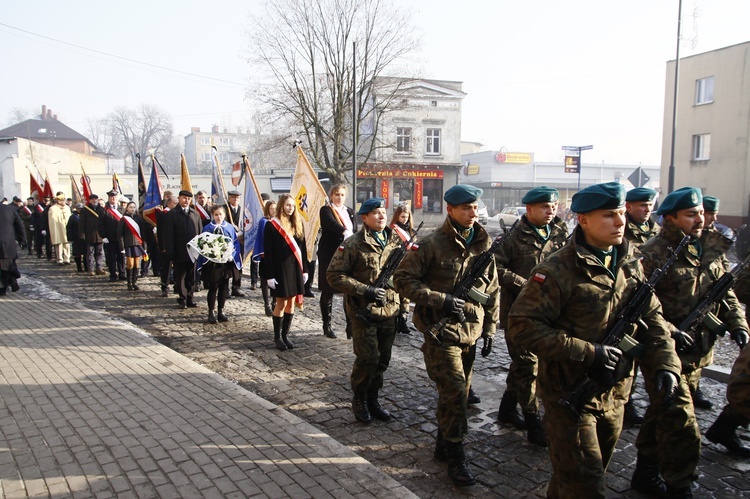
[187,231,235,264]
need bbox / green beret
[522,186,559,204]
[655,187,702,215]
[444,184,483,205]
[357,197,385,215]
[571,182,626,214]
[702,196,719,213]
[625,187,657,202]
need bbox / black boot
[692,386,713,409]
[273,316,287,350]
[262,285,273,316]
[367,392,393,422]
[321,301,336,338]
[131,269,139,291]
[497,391,527,429]
[467,386,481,405]
[624,400,644,425]
[281,313,295,349]
[352,393,372,424]
[706,409,750,457]
[126,269,134,291]
[345,317,353,340]
[446,441,476,487]
[217,309,228,322]
[208,310,217,324]
[75,257,83,272]
[666,485,693,498]
[434,430,447,461]
[523,411,548,447]
[631,454,667,497]
[396,312,412,334]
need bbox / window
[692,134,711,160]
[430,100,438,107]
[356,179,376,212]
[426,128,441,155]
[695,76,714,105]
[394,179,413,206]
[221,153,230,162]
[423,179,443,213]
[396,127,412,153]
[201,152,212,161]
[200,137,210,145]
[220,138,230,146]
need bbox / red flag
[81,164,92,200]
[42,174,54,198]
[30,173,44,201]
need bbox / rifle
[557,235,690,418]
[425,232,506,345]
[676,249,750,353]
[356,222,423,322]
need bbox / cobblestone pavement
[14,253,750,498]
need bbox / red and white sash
[123,216,143,245]
[22,206,32,216]
[195,203,209,220]
[106,205,122,221]
[390,224,417,250]
[35,204,45,213]
[270,217,304,305]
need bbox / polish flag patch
[533,273,547,283]
[338,245,345,251]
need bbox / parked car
[477,198,489,225]
[489,206,527,229]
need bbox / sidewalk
[0,293,416,498]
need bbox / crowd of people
[3,180,750,498]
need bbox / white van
[477,198,489,225]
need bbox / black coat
[0,204,26,259]
[118,214,145,250]
[78,203,105,244]
[98,204,123,247]
[163,207,202,263]
[66,213,86,256]
[317,204,357,293]
[264,221,307,298]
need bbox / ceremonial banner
[136,154,147,214]
[42,173,54,199]
[241,156,265,265]
[143,155,164,227]
[290,145,327,261]
[180,153,193,194]
[70,175,83,206]
[29,173,44,201]
[80,163,92,200]
[211,146,228,208]
[112,172,123,195]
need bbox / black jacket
[0,204,26,259]
[317,204,357,293]
[163,207,202,262]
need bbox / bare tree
[246,0,420,183]
[5,107,35,127]
[104,104,175,174]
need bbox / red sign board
[414,179,423,209]
[380,179,390,208]
[358,168,443,179]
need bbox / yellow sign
[496,152,532,164]
[466,164,480,175]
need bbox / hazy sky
[2,0,748,166]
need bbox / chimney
[53,114,58,121]
[41,105,47,121]
[211,125,219,133]
[191,127,200,133]
[47,109,52,120]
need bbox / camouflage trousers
[350,315,396,397]
[543,401,624,499]
[634,370,700,488]
[505,328,539,412]
[421,338,476,442]
[726,343,750,424]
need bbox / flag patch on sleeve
[338,245,345,251]
[533,273,547,283]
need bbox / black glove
[671,331,694,352]
[589,344,622,371]
[442,294,465,316]
[481,336,493,357]
[730,329,749,349]
[363,285,386,303]
[655,370,679,410]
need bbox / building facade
[661,41,750,227]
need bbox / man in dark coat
[98,190,126,282]
[0,203,27,295]
[19,197,34,256]
[79,194,106,276]
[156,195,178,296]
[163,190,202,308]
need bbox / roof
[270,177,292,192]
[0,119,97,149]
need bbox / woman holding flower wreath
[264,193,307,350]
[189,205,242,324]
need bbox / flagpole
[351,40,357,212]
[213,145,233,226]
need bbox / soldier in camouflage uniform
[394,185,499,487]
[508,182,683,499]
[633,187,747,498]
[327,198,402,425]
[622,187,660,424]
[494,186,567,447]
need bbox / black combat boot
[131,268,139,291]
[262,284,273,316]
[345,316,353,340]
[631,454,667,497]
[281,313,295,349]
[467,386,481,405]
[208,309,217,324]
[273,316,287,351]
[321,301,336,338]
[666,485,693,498]
[434,430,447,461]
[446,441,476,487]
[367,392,393,422]
[497,391,527,429]
[523,411,548,447]
[692,386,713,409]
[624,400,644,425]
[706,409,750,457]
[217,309,228,322]
[352,390,372,424]
[126,269,134,291]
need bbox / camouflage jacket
[639,219,749,371]
[624,214,660,248]
[493,215,568,328]
[327,226,402,321]
[508,226,681,412]
[393,217,499,346]
[727,338,750,423]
